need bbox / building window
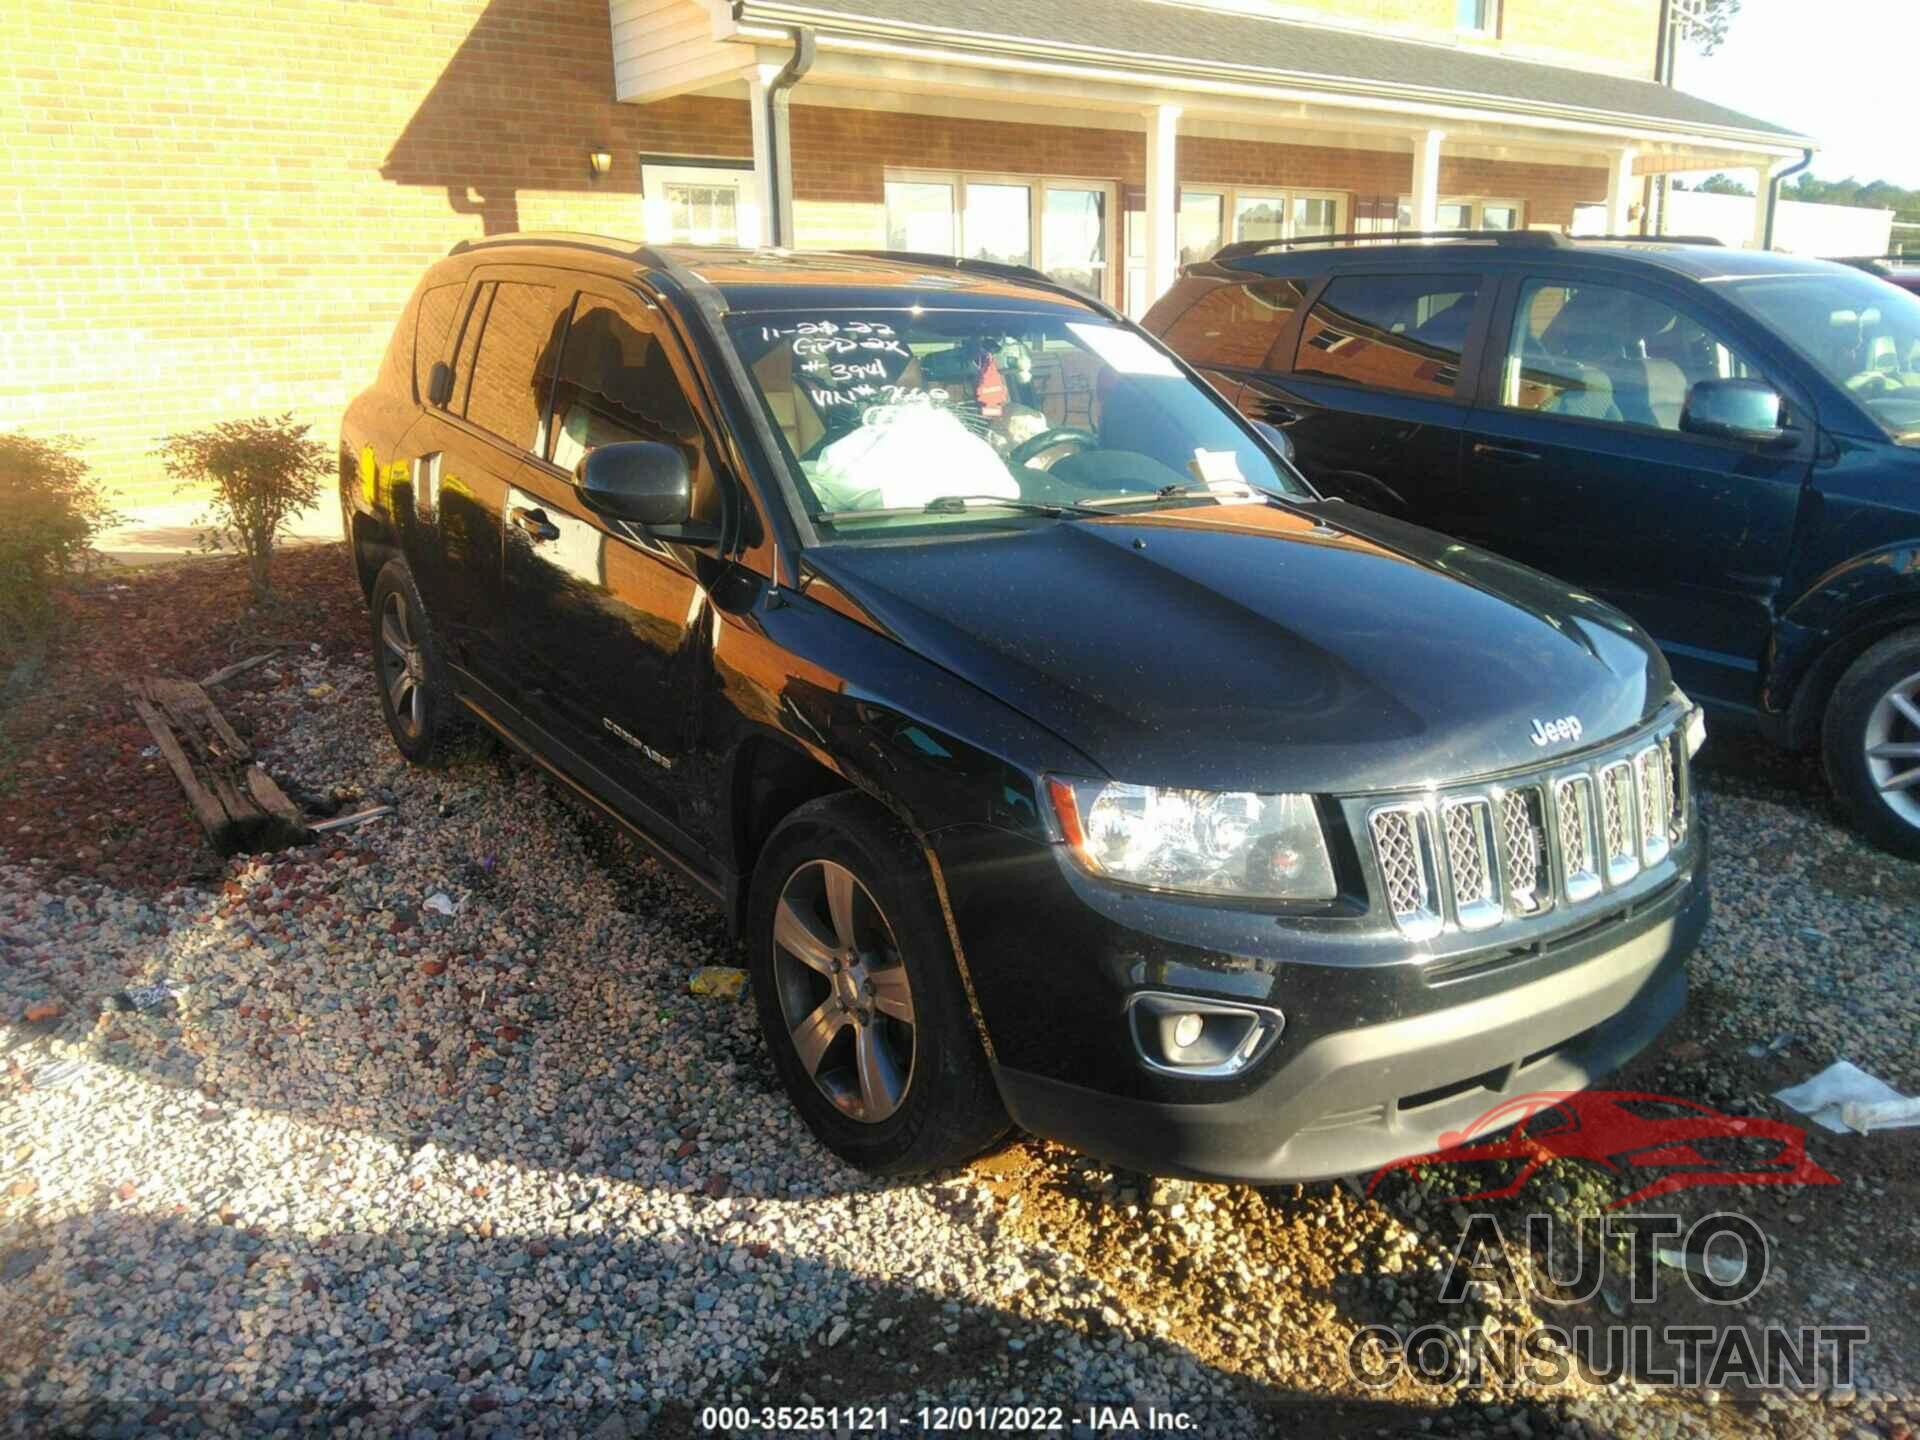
[642,161,759,246]
[1180,186,1349,261]
[1397,196,1526,232]
[1456,0,1498,34]
[885,172,1116,301]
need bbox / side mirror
[1680,378,1789,445]
[1252,420,1296,465]
[427,361,454,408]
[578,442,692,528]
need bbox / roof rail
[1579,233,1725,246]
[1213,229,1570,262]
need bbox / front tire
[1822,629,1920,858]
[747,794,1008,1176]
[368,558,464,768]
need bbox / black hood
[800,500,1671,794]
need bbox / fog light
[1686,705,1707,758]
[1128,991,1286,1078]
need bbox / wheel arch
[1777,582,1920,751]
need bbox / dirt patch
[0,546,367,892]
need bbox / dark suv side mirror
[578,441,692,528]
[1252,420,1296,465]
[427,361,454,408]
[1681,378,1789,445]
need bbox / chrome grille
[1636,745,1671,866]
[1368,722,1689,937]
[1368,806,1440,939]
[1598,762,1641,885]
[1442,800,1501,930]
[1499,788,1552,916]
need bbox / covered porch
[609,0,1813,316]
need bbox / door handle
[1472,443,1541,465]
[511,506,559,542]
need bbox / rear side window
[1160,279,1306,372]
[413,284,463,403]
[464,282,561,451]
[1294,274,1481,400]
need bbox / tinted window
[413,283,463,403]
[545,295,698,468]
[546,293,720,524]
[1500,279,1763,431]
[448,281,494,414]
[1294,274,1480,399]
[464,281,559,450]
[1161,280,1307,371]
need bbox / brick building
[1,0,1808,505]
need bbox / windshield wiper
[813,494,1103,522]
[1077,481,1285,508]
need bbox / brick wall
[0,0,747,505]
[1,0,1620,504]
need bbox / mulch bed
[0,544,369,893]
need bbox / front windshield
[1719,269,1920,442]
[722,308,1308,534]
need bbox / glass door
[1041,183,1113,301]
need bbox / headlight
[1672,686,1707,758]
[1046,777,1337,900]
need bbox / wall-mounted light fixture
[588,150,613,181]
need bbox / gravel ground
[0,550,1914,1438]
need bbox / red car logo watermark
[1368,1090,1839,1208]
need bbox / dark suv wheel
[369,558,467,767]
[746,793,1008,1176]
[1823,629,1920,858]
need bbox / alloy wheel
[379,588,426,740]
[1864,666,1920,830]
[770,859,916,1124]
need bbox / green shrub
[155,413,329,602]
[0,433,115,646]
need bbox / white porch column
[1145,104,1182,312]
[746,70,778,247]
[1410,129,1444,232]
[1750,162,1776,250]
[1605,146,1639,235]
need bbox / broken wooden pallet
[128,676,311,855]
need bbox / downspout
[763,24,816,248]
[1762,148,1814,251]
[1648,0,1674,236]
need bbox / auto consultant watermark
[1347,1090,1862,1394]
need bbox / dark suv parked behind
[342,236,1705,1181]
[1146,232,1920,855]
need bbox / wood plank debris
[309,804,394,833]
[128,676,311,855]
[199,650,278,688]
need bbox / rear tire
[1821,629,1920,858]
[368,558,467,768]
[747,793,1008,1176]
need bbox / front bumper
[990,869,1703,1182]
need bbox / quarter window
[1501,279,1763,431]
[1294,274,1481,399]
[464,282,560,451]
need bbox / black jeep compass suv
[341,236,1706,1180]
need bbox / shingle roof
[740,0,1807,144]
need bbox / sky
[1672,0,1920,188]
